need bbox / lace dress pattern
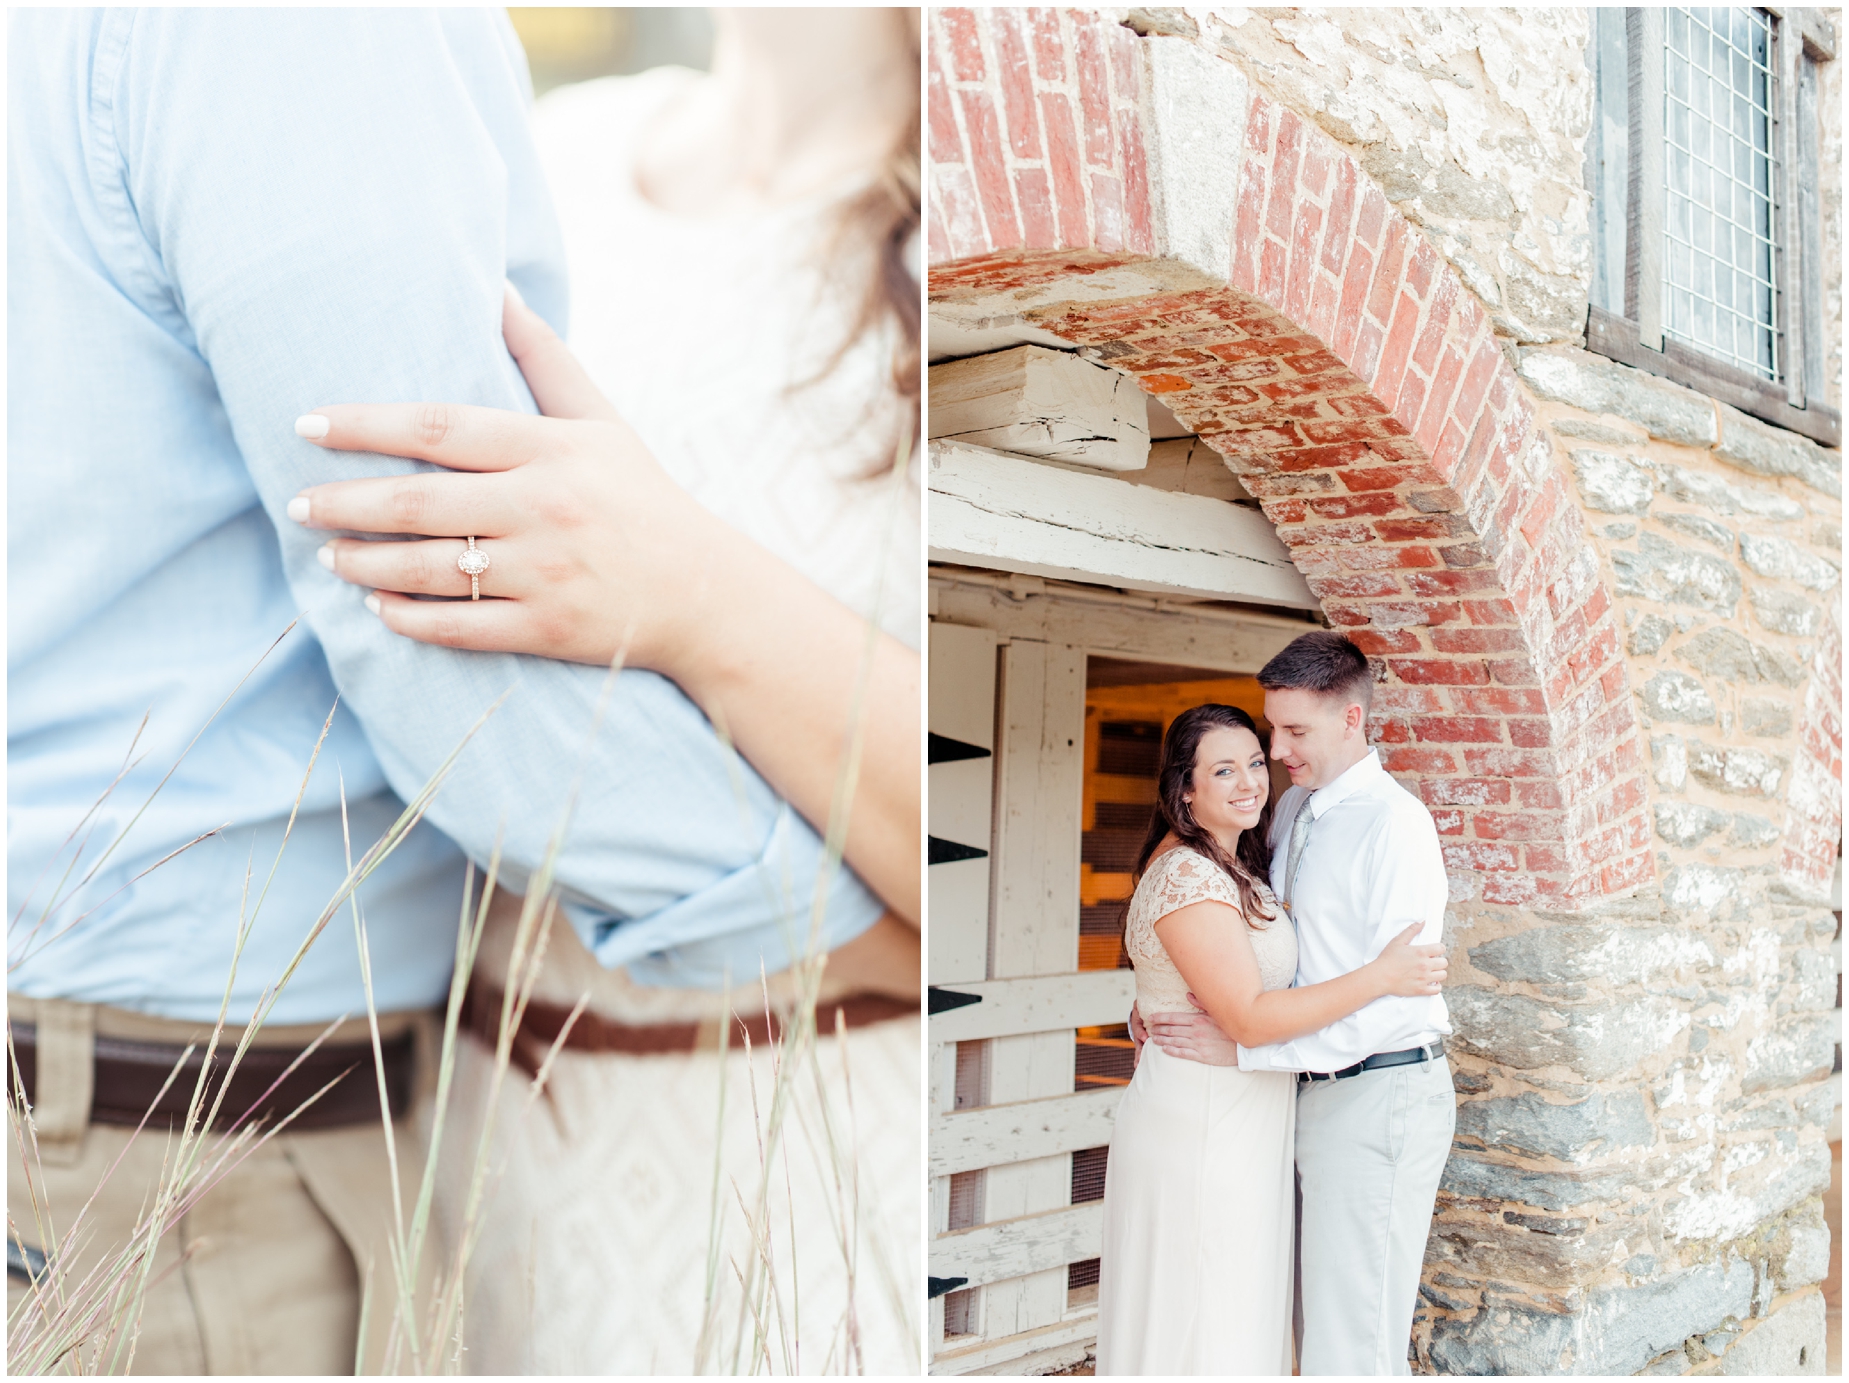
[1125,846,1297,1013]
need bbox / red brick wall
[929,7,1654,905]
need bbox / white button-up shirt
[1238,748,1450,1074]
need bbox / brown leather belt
[10,1022,413,1134]
[461,977,918,1079]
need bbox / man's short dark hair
[1257,631,1373,714]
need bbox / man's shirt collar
[1307,746,1385,818]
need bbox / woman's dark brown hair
[817,8,920,472]
[1132,704,1277,927]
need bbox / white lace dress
[1096,847,1299,1376]
[432,69,920,1375]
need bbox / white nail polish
[286,496,311,524]
[317,545,335,571]
[294,414,330,440]
[364,593,382,616]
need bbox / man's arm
[1236,807,1446,1070]
[109,9,883,982]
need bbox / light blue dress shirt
[7,8,884,1023]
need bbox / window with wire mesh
[943,1286,978,1337]
[1663,6,1779,378]
[1067,1146,1109,1300]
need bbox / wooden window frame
[1587,5,1840,448]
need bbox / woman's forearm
[1224,967,1385,1047]
[664,529,920,927]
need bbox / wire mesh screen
[947,1169,984,1231]
[943,1287,977,1336]
[1663,6,1779,378]
[1097,721,1163,777]
[1071,1145,1110,1202]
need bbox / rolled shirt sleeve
[105,8,883,984]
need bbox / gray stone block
[1662,864,1748,912]
[1714,405,1842,499]
[1518,350,1719,448]
[1747,586,1823,636]
[1673,627,1756,682]
[1743,1016,1838,1092]
[1729,814,1782,847]
[1713,1287,1826,1373]
[1570,448,1654,513]
[1811,517,1841,550]
[1656,802,1733,847]
[1456,1088,1653,1161]
[1469,922,1713,985]
[1740,533,1840,592]
[1792,948,1836,1011]
[1740,698,1794,737]
[1426,1255,1754,1375]
[1440,1153,1632,1211]
[1661,512,1737,551]
[1653,734,1689,790]
[1630,613,1674,655]
[1795,1080,1839,1128]
[1775,1203,1832,1291]
[1447,986,1687,1079]
[1689,743,1787,797]
[1555,417,1647,447]
[1612,533,1743,615]
[1642,669,1718,723]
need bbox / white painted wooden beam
[924,1316,1094,1375]
[929,579,1310,673]
[929,1202,1105,1290]
[928,440,1318,609]
[929,345,1151,473]
[929,970,1138,1043]
[931,1312,1100,1376]
[930,1086,1125,1178]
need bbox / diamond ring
[458,536,490,600]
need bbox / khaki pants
[7,995,440,1376]
[1294,1054,1456,1376]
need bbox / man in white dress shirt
[1135,631,1454,1376]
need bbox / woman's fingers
[295,399,560,474]
[320,536,522,599]
[367,589,539,652]
[291,472,506,537]
[503,284,621,424]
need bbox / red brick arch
[929,8,1653,905]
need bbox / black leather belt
[1299,1040,1444,1083]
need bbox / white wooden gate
[927,574,1306,1374]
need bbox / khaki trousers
[1294,1054,1456,1376]
[7,995,440,1376]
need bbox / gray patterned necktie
[1283,795,1316,912]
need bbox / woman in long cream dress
[292,10,921,1372]
[1095,706,1443,1375]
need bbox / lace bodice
[1125,847,1298,1014]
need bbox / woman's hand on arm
[1159,910,1446,1049]
[288,290,920,925]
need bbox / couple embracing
[1096,632,1456,1377]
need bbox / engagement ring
[458,536,490,600]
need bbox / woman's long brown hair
[814,8,920,472]
[1131,704,1278,927]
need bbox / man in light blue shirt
[7,9,884,1370]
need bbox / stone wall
[1425,345,1840,1375]
[1133,5,1595,346]
[928,7,1842,1374]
